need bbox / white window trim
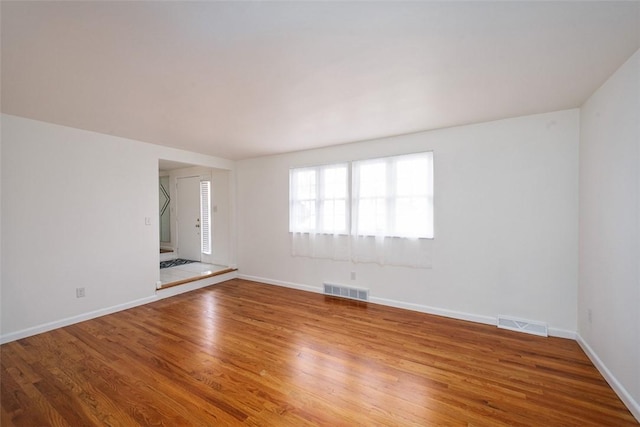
[289,152,433,239]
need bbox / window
[289,152,433,267]
[289,163,349,234]
[352,152,433,238]
[200,180,212,255]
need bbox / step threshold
[158,268,237,290]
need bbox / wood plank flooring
[1,278,637,426]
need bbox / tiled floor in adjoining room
[159,262,230,287]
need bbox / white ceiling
[2,1,639,160]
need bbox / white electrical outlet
[587,308,592,324]
[76,287,86,298]
[350,271,356,280]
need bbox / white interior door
[177,176,201,261]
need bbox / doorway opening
[157,160,235,289]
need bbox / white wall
[237,109,579,334]
[211,168,232,267]
[0,114,235,340]
[0,119,3,329]
[578,49,640,418]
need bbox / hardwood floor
[1,279,637,426]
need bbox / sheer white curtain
[290,164,350,260]
[289,152,434,268]
[351,152,433,268]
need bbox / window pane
[397,157,428,196]
[359,162,386,197]
[290,164,348,233]
[323,166,347,198]
[354,152,433,238]
[295,169,316,199]
[322,199,346,233]
[395,197,429,237]
[294,200,316,231]
[357,197,386,235]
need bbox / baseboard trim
[547,327,577,340]
[1,271,240,345]
[369,296,496,326]
[237,274,321,294]
[577,333,640,423]
[236,274,575,339]
[0,295,158,344]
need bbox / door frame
[158,161,224,270]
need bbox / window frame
[352,152,434,239]
[289,163,350,235]
[289,151,433,239]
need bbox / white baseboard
[156,271,237,299]
[547,327,577,340]
[238,274,321,294]
[0,271,239,345]
[369,295,496,326]
[0,295,158,344]
[237,274,574,339]
[577,334,640,423]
